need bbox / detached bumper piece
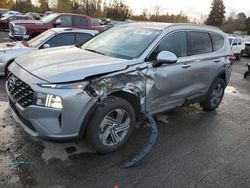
[121,112,158,168]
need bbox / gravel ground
[0,31,250,188]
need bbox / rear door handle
[214,59,220,63]
[182,64,192,69]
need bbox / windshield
[83,26,160,59]
[245,37,250,42]
[229,38,233,45]
[26,30,55,47]
[41,13,58,23]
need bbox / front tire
[86,96,136,154]
[200,78,226,111]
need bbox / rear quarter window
[73,16,89,27]
[189,31,212,55]
[210,33,224,51]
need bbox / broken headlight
[35,93,63,109]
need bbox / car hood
[15,46,132,83]
[0,42,24,51]
[12,20,43,25]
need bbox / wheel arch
[5,58,15,76]
[78,90,143,139]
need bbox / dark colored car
[9,13,94,41]
[25,12,40,20]
[0,15,33,31]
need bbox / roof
[50,28,99,35]
[119,22,223,33]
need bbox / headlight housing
[14,25,27,35]
[38,81,89,90]
[35,93,63,109]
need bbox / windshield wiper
[85,48,105,56]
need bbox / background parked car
[228,36,245,60]
[0,8,9,18]
[9,13,94,41]
[0,28,98,76]
[0,15,33,31]
[244,37,250,56]
[43,11,54,17]
[25,12,40,20]
[1,11,21,18]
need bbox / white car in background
[228,36,245,60]
[1,11,21,18]
[0,28,98,76]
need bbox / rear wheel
[200,78,225,111]
[244,71,250,78]
[86,96,136,154]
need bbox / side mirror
[153,51,177,67]
[43,44,50,49]
[54,19,62,26]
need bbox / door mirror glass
[43,43,50,49]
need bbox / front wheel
[86,96,136,154]
[200,78,226,111]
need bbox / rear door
[187,31,225,95]
[72,16,90,29]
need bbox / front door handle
[182,64,192,69]
[214,59,220,63]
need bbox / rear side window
[73,16,88,27]
[210,33,224,51]
[75,33,93,45]
[43,33,75,48]
[189,32,212,55]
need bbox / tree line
[1,0,189,22]
[0,0,250,33]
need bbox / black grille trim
[7,72,34,108]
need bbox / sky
[123,0,250,20]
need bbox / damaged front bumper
[6,64,98,141]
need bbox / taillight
[228,55,236,64]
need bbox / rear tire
[86,96,136,154]
[200,78,225,111]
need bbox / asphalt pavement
[0,31,250,188]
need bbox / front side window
[190,32,212,55]
[83,26,160,60]
[148,31,187,61]
[58,16,72,27]
[42,33,74,48]
[210,33,224,51]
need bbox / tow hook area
[121,112,158,168]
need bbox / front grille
[7,72,34,108]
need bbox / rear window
[73,16,88,27]
[189,32,213,55]
[210,33,224,51]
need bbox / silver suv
[6,23,233,153]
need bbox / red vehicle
[0,15,33,31]
[9,13,94,41]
